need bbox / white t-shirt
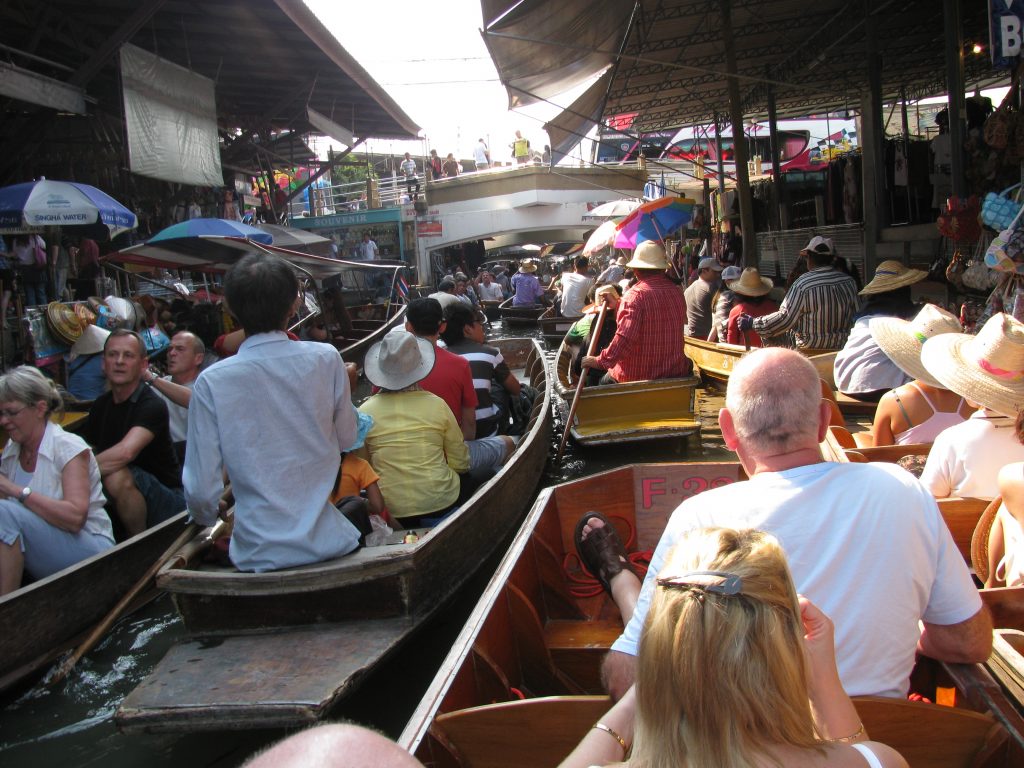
[400,159,417,177]
[473,142,489,166]
[610,461,981,698]
[834,315,911,395]
[154,376,195,444]
[920,410,1024,499]
[478,282,504,301]
[361,239,378,260]
[559,272,594,318]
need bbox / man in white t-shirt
[591,347,991,701]
[473,139,490,171]
[400,152,419,199]
[552,256,594,319]
[476,271,504,301]
[360,234,379,261]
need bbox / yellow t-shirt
[357,390,469,519]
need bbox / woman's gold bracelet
[593,722,629,754]
[824,722,865,744]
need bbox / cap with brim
[721,265,742,282]
[860,260,928,295]
[626,240,669,270]
[920,312,1024,418]
[800,235,834,255]
[364,329,436,391]
[518,260,537,273]
[698,257,723,271]
[727,268,773,297]
[69,323,110,358]
[870,304,962,387]
[46,302,84,346]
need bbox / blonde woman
[560,528,906,768]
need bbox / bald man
[244,724,422,768]
[588,348,990,701]
[144,330,204,464]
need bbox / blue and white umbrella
[147,218,273,244]
[0,178,137,237]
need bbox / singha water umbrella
[0,178,137,237]
[614,196,696,249]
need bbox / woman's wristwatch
[18,487,31,503]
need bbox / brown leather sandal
[573,511,636,594]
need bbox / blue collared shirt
[184,332,359,572]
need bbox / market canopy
[483,0,1001,133]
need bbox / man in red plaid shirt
[582,240,690,383]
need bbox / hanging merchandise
[962,235,999,293]
[982,183,1023,231]
[985,199,1024,277]
[978,273,1024,327]
[936,196,981,243]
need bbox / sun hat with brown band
[625,240,669,270]
[727,267,773,297]
[364,328,436,391]
[920,312,1024,418]
[870,304,963,388]
[518,259,538,273]
[45,301,84,346]
[859,260,928,296]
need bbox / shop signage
[991,0,1024,68]
[417,219,443,237]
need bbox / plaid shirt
[752,266,859,350]
[597,273,690,382]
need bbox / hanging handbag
[985,199,1024,275]
[982,183,1023,231]
[936,196,981,243]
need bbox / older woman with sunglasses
[0,366,113,594]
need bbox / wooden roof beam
[68,0,168,87]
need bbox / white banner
[120,44,223,187]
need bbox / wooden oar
[556,298,610,461]
[49,487,234,686]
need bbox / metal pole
[943,0,965,199]
[720,0,756,267]
[766,84,785,230]
[714,116,727,259]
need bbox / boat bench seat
[544,619,622,695]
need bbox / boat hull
[683,335,748,384]
[498,297,545,326]
[538,308,576,346]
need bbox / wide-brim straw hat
[727,267,773,297]
[860,260,928,295]
[626,240,669,270]
[615,255,629,266]
[920,312,1024,418]
[518,259,538,273]
[70,323,111,358]
[581,284,620,314]
[46,302,84,346]
[870,304,963,388]
[364,329,436,391]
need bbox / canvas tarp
[120,43,223,187]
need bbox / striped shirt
[596,273,690,382]
[752,267,858,350]
[446,339,513,437]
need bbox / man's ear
[404,321,413,332]
[438,321,447,334]
[816,399,832,442]
[720,408,739,451]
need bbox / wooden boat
[683,335,749,385]
[400,464,1022,767]
[538,307,576,346]
[480,299,503,322]
[498,297,546,326]
[553,340,700,445]
[0,512,190,695]
[115,338,552,733]
[809,350,877,417]
[332,300,407,369]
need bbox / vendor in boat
[0,366,113,595]
[832,261,927,403]
[510,259,545,306]
[184,252,364,573]
[725,267,778,347]
[84,329,185,537]
[737,236,859,353]
[582,348,989,702]
[567,284,622,387]
[867,304,974,448]
[357,329,471,526]
[581,241,690,384]
[474,270,504,302]
[560,529,908,768]
[918,313,1024,501]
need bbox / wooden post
[859,8,886,278]
[766,85,785,230]
[943,0,965,200]
[719,0,756,267]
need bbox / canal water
[0,321,733,767]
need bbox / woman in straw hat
[833,260,927,402]
[918,313,1024,500]
[867,304,975,447]
[725,268,778,346]
[358,329,471,525]
[559,528,907,768]
[0,366,113,594]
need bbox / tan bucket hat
[625,240,669,270]
[364,329,436,391]
[518,259,538,273]
[870,304,963,387]
[920,312,1024,417]
[727,267,773,297]
[859,260,928,295]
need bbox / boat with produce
[115,338,552,733]
[553,339,700,445]
[400,463,1024,767]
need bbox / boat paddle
[556,297,610,461]
[48,486,234,686]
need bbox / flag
[395,274,410,301]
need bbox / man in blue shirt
[184,253,361,572]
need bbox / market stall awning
[543,71,613,165]
[482,0,1001,132]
